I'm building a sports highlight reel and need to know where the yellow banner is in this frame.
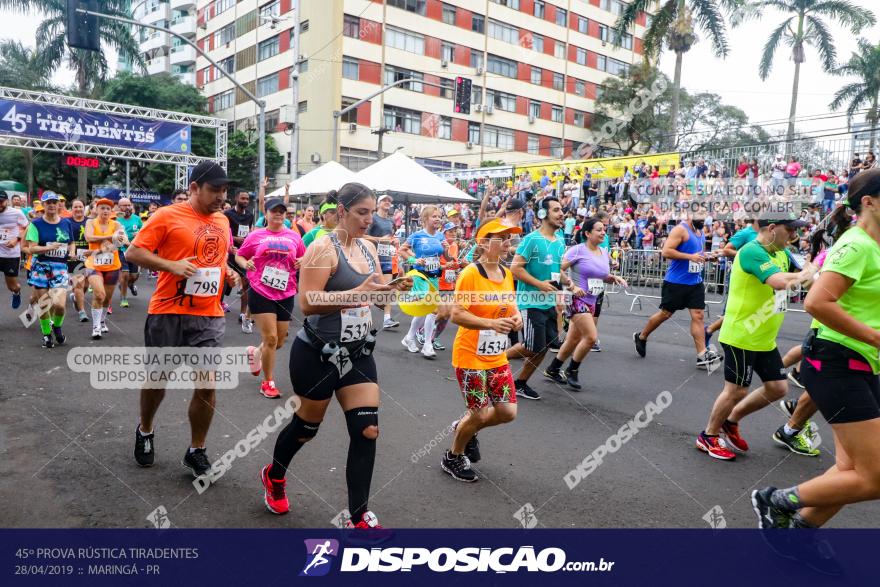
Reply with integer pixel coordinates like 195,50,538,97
515,152,681,182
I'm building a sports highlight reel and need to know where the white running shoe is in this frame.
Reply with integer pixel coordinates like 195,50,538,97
101,322,109,334
421,343,436,359
91,325,102,340
401,336,419,353
242,319,254,334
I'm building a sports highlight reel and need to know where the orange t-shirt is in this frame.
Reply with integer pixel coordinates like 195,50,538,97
439,241,460,291
132,203,231,317
451,263,517,370
85,219,122,272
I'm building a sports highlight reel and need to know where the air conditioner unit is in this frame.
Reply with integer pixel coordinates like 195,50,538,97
476,66,484,75
474,104,483,112
279,105,296,124
486,104,494,115
348,123,357,133
465,141,474,149
310,153,321,164
440,59,448,68
601,40,607,46
528,114,536,124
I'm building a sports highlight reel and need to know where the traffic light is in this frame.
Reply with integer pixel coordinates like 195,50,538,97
454,77,472,115
66,0,101,52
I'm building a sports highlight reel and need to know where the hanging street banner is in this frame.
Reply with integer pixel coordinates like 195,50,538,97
0,98,191,154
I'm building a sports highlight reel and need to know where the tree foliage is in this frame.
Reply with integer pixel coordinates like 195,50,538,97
226,131,284,195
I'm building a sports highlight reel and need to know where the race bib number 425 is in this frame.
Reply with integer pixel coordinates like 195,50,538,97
185,267,221,297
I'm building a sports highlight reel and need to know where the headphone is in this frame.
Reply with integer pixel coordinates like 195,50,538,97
537,197,558,220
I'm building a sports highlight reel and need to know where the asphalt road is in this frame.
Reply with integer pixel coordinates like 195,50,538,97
1,277,878,530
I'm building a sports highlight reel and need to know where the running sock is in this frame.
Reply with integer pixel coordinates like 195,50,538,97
92,308,102,325
269,415,321,480
783,424,801,436
548,357,564,371
770,486,804,512
344,407,378,522
384,311,391,320
423,314,437,346
39,318,52,335
567,359,581,373
407,315,425,340
51,313,64,327
433,317,449,340
791,513,816,529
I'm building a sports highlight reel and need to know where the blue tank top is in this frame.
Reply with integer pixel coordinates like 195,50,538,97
665,223,705,285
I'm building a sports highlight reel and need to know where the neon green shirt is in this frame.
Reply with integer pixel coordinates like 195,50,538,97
302,225,328,248
815,227,880,373
718,240,790,352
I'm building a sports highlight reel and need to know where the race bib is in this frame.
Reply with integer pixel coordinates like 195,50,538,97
93,252,114,266
476,329,508,356
444,269,457,284
773,289,789,314
45,242,67,258
0,227,13,243
551,272,560,283
688,261,703,273
588,278,605,296
260,265,289,291
424,256,440,272
377,243,395,257
237,225,250,238
184,267,222,297
340,306,372,342
76,248,88,261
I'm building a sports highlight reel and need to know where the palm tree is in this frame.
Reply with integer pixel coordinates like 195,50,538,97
613,0,743,149
829,39,880,151
0,0,144,97
746,1,874,149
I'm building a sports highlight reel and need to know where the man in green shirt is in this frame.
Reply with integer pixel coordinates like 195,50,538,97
116,197,143,308
704,219,760,344
697,218,815,461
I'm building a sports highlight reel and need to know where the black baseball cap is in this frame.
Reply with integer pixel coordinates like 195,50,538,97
505,198,525,212
264,197,287,212
758,217,809,229
847,168,880,207
189,161,230,187
0,190,8,200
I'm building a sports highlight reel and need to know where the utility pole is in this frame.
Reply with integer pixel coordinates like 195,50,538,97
289,0,301,180
371,127,391,160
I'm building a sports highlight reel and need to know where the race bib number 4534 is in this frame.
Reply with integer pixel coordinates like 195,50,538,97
476,329,508,356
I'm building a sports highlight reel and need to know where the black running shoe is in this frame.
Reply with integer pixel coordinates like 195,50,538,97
515,381,541,400
543,367,566,384
52,326,65,346
779,398,798,419
441,450,477,482
548,341,561,353
41,334,54,349
565,370,582,390
751,487,793,529
464,434,481,463
182,448,211,478
134,426,155,467
130,283,138,297
633,332,647,357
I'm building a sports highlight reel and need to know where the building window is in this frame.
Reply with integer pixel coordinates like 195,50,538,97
471,85,483,104
577,16,588,34
385,26,425,54
438,116,452,140
533,0,544,18
219,55,235,74
596,54,607,71
385,65,424,91
216,0,234,15
527,135,539,154
553,72,564,90
487,54,517,78
259,0,280,21
442,3,456,25
621,33,633,50
468,122,480,143
257,73,279,97
343,15,359,38
601,0,625,16
491,0,520,8
215,90,234,111
483,125,514,150
607,57,629,76
532,34,543,53
486,89,516,112
384,105,421,134
551,105,563,122
554,40,565,59
441,42,455,62
530,66,542,85
575,79,585,96
440,78,454,99
266,108,280,131
550,138,563,158
387,0,426,15
217,23,235,45
471,14,484,33
529,100,540,118
573,111,585,127
257,35,280,61
555,7,566,27
598,24,608,42
470,51,484,70
596,85,605,100
342,57,359,80
301,20,309,33
488,19,518,45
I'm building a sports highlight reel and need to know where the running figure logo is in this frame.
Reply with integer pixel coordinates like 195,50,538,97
299,539,340,577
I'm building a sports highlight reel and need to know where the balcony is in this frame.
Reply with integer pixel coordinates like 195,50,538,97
146,55,170,75
169,45,196,65
174,71,195,86
139,31,169,53
170,0,195,10
142,2,170,24
169,15,196,37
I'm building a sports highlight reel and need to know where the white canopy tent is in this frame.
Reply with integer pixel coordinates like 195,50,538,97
265,160,358,201
354,152,478,204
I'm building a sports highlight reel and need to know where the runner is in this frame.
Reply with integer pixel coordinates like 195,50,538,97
235,194,305,399
260,182,411,528
364,193,399,329
633,212,723,369
22,192,74,348
697,217,814,460
752,170,880,569
125,161,238,478
399,205,448,359
116,197,143,309
225,188,256,333
302,199,339,248
172,189,188,204
84,198,126,340
417,222,460,352
544,218,626,390
0,189,29,309
505,197,570,401
66,199,90,322
441,219,523,482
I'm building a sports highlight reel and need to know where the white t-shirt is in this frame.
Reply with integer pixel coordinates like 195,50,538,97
0,207,29,258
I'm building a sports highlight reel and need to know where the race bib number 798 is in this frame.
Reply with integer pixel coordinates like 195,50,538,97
185,267,222,297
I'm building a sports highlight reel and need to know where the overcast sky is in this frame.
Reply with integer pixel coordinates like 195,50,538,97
4,4,879,137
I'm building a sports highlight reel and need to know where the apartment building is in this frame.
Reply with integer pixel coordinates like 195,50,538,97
129,0,199,85
196,0,650,178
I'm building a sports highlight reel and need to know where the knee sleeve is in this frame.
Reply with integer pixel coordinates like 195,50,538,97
345,407,378,440
289,414,321,441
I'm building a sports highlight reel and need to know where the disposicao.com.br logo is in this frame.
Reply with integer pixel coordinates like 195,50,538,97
300,539,340,577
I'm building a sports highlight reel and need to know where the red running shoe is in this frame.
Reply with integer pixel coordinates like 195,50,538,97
260,465,289,514
696,432,736,461
260,381,281,399
247,345,262,376
721,420,749,452
343,511,393,544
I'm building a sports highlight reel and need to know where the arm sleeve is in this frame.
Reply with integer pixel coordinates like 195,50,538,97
515,234,533,261
236,233,257,259
25,223,38,242
131,208,167,251
822,240,866,282
738,244,782,283
454,266,474,312
18,211,29,229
